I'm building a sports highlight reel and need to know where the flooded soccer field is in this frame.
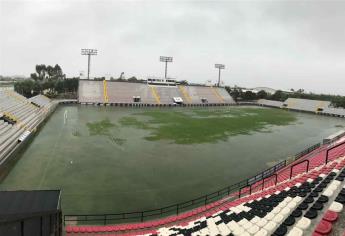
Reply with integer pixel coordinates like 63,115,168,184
0,105,343,215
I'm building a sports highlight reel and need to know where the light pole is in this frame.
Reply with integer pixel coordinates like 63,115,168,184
160,56,173,78
81,49,98,80
215,64,225,87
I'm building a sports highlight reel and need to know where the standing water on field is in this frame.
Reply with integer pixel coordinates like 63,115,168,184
0,105,343,214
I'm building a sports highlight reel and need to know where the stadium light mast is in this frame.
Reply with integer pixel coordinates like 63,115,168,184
81,49,98,80
160,56,173,78
215,64,225,87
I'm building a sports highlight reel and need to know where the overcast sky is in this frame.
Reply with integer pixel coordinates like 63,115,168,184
0,0,344,94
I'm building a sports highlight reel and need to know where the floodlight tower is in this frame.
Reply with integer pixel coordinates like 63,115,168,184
160,56,173,78
215,64,225,87
81,49,98,80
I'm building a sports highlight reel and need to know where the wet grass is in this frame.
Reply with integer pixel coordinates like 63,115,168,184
86,118,117,136
119,107,297,144
86,119,126,146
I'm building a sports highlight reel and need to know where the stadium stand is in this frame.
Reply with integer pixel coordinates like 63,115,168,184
78,80,235,105
180,86,203,104
0,91,55,163
283,98,331,113
106,82,157,104
321,107,345,117
78,80,345,118
29,94,53,108
78,80,104,104
65,138,345,235
216,87,235,104
154,86,182,104
257,99,284,108
192,86,222,104
178,85,193,104
256,98,345,117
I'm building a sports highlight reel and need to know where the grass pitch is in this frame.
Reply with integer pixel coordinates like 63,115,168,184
119,108,296,144
0,106,343,215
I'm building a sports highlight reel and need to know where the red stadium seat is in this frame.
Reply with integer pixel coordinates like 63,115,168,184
314,220,332,235
323,210,338,222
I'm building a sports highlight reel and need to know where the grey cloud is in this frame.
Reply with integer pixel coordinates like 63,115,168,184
0,0,344,95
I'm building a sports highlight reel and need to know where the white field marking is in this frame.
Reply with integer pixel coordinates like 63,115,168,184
64,110,68,124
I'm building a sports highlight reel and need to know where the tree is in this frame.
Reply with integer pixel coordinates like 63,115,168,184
36,64,47,80
46,65,54,78
270,90,288,101
127,76,138,82
54,64,64,79
30,73,38,81
119,72,124,80
32,81,42,95
242,91,256,100
225,87,241,101
14,80,34,97
54,80,64,93
257,90,268,99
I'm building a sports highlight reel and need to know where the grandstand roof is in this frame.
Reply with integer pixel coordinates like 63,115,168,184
0,190,61,220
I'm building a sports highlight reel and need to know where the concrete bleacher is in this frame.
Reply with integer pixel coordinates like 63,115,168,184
78,80,345,116
216,87,235,104
0,91,55,164
255,98,345,118
321,107,345,117
192,86,223,104
257,99,284,108
78,80,235,105
283,98,331,113
29,94,53,108
155,86,182,104
107,81,142,103
65,138,345,236
78,80,105,104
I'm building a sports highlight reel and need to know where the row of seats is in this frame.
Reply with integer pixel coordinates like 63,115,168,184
78,80,235,105
0,91,55,163
257,98,345,117
65,140,345,235
257,99,284,108
29,94,53,108
283,98,331,113
321,107,345,117
152,160,344,236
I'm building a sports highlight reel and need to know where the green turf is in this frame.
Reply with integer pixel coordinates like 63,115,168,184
86,118,117,136
119,107,297,144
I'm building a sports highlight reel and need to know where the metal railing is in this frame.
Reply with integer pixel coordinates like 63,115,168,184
64,142,326,225
289,159,310,179
326,140,345,164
